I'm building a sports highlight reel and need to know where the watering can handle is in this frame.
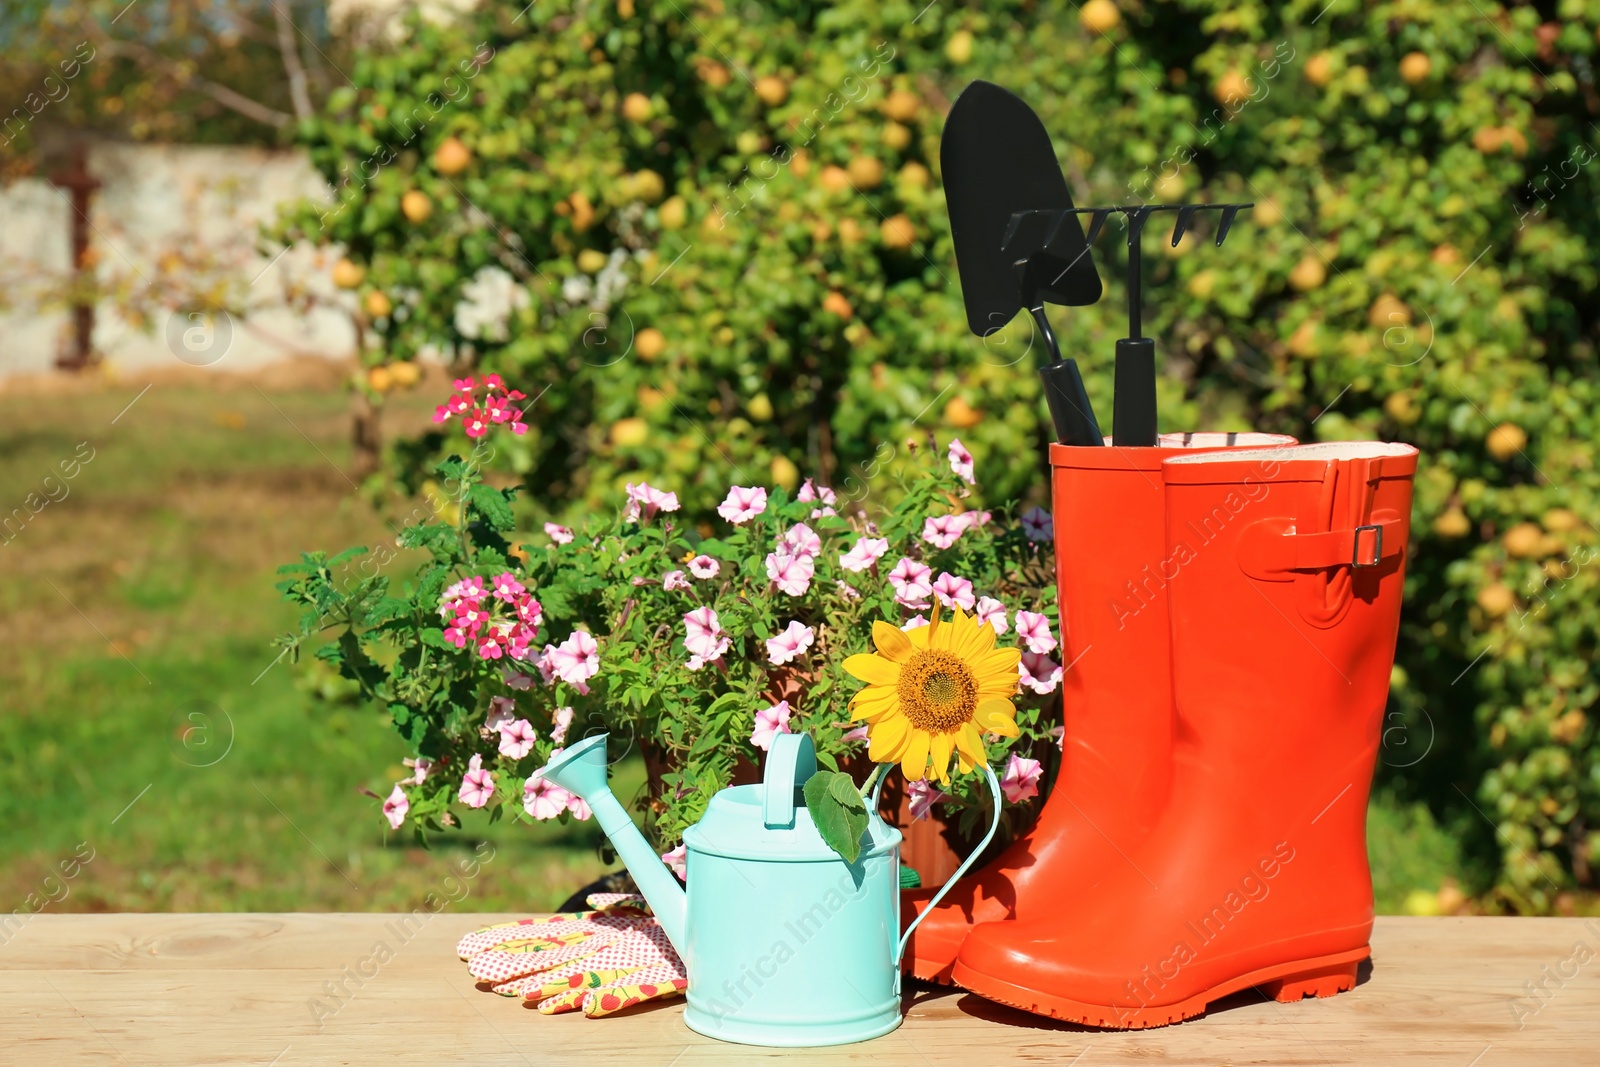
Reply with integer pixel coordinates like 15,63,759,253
885,763,1004,966
762,732,817,828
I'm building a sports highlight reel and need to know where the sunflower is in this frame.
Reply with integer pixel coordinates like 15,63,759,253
842,607,1020,784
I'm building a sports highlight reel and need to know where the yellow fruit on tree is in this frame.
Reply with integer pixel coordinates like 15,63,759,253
401,190,432,223
1431,244,1461,266
1187,269,1216,300
1368,293,1410,329
1542,508,1580,532
1287,320,1319,358
945,396,983,428
1214,70,1251,105
1501,127,1529,157
332,258,365,289
1486,422,1527,460
696,61,732,89
367,365,394,393
946,29,974,64
1253,199,1284,225
1435,883,1466,915
1432,507,1470,539
882,122,911,150
389,361,421,387
847,155,884,188
1153,171,1184,201
898,161,930,189
1399,52,1431,85
770,455,800,491
1384,390,1420,425
755,75,788,106
1476,583,1515,617
819,165,851,193
880,214,915,249
622,92,653,122
822,291,853,319
1305,52,1333,87
1472,127,1505,154
364,290,392,318
659,196,687,230
632,169,666,203
1503,522,1544,558
748,393,774,422
635,327,666,361
1403,889,1442,916
1079,0,1121,33
881,90,920,123
1289,255,1326,291
433,136,472,175
837,218,865,244
610,417,648,447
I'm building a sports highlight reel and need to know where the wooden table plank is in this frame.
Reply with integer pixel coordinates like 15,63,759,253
2,915,1596,1065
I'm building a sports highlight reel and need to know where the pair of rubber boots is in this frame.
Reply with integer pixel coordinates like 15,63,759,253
904,432,1418,1028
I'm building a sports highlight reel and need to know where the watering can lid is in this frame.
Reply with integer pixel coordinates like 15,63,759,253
683,733,901,862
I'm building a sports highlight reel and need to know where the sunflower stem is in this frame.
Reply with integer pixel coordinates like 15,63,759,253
859,761,888,801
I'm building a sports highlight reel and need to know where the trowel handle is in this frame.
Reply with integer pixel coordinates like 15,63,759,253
762,733,818,829
893,763,1003,966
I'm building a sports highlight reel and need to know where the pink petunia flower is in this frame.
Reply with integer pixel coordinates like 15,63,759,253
1001,753,1044,804
383,784,409,829
841,724,869,743
459,753,495,809
522,775,570,820
901,614,929,632
550,706,574,744
402,757,433,785
839,536,889,573
948,438,976,484
682,607,727,659
1019,651,1062,695
662,570,690,592
974,596,1009,636
765,620,816,665
836,580,861,601
623,481,680,523
567,792,592,820
661,843,688,881
781,522,821,560
908,779,947,821
688,554,720,579
498,718,537,759
501,665,534,691
750,699,794,751
544,522,574,544
798,478,838,518
932,572,976,612
484,695,516,737
888,557,933,609
716,485,768,524
1014,611,1058,655
545,631,600,694
923,514,969,550
1021,506,1054,543
765,550,815,596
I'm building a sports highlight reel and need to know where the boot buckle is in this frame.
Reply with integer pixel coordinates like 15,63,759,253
1352,524,1383,568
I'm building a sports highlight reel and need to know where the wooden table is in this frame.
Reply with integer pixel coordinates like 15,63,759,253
3,914,1596,1065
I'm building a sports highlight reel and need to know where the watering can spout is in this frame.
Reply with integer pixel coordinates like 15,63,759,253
536,735,688,952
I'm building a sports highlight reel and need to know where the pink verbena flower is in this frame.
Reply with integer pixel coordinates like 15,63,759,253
750,699,794,751
1019,651,1062,695
544,522,574,544
382,784,409,829
661,843,688,881
662,570,690,592
459,754,495,809
765,550,815,596
765,621,815,666
923,514,968,550
1021,506,1054,542
1001,753,1044,804
888,557,932,609
974,596,1009,636
498,718,537,759
948,438,975,484
545,631,599,693
780,522,821,560
1014,611,1058,655
716,485,768,524
688,554,720,579
932,572,976,612
839,535,889,573
491,572,525,601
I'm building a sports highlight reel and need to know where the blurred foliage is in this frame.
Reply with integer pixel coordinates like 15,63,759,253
274,0,1600,911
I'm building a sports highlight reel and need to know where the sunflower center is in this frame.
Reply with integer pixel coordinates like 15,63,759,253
897,649,977,734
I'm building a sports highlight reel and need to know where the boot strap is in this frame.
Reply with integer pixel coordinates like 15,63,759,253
1238,515,1405,580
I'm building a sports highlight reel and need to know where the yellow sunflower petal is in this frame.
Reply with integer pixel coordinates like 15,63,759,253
843,653,902,687
954,609,996,659
899,729,931,782
955,723,986,771
871,621,915,663
849,686,899,722
906,621,931,649
971,645,1022,676
868,713,910,763
975,697,1020,737
930,731,955,781
925,607,943,648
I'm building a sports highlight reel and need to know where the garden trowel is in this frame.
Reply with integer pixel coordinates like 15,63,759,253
941,80,1104,447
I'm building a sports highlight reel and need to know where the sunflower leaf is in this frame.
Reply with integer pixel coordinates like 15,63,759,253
803,770,869,864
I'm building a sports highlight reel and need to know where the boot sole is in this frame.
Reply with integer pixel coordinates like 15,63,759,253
951,944,1368,1028
908,957,957,985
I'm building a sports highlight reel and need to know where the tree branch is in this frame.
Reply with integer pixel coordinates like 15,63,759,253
272,1,314,122
95,35,292,128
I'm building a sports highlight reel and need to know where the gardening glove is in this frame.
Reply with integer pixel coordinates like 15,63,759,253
457,894,687,1017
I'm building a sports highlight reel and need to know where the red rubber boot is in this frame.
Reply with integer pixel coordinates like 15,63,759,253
952,441,1417,1026
902,432,1295,982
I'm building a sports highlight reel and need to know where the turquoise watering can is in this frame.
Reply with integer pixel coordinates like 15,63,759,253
536,731,1000,1046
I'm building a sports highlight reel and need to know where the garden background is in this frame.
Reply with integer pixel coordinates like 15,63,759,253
2,0,1596,919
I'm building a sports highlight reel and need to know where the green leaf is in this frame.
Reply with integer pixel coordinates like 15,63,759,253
469,483,516,532
803,770,868,865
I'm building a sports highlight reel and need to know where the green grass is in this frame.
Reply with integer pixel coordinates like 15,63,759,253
0,377,1469,914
